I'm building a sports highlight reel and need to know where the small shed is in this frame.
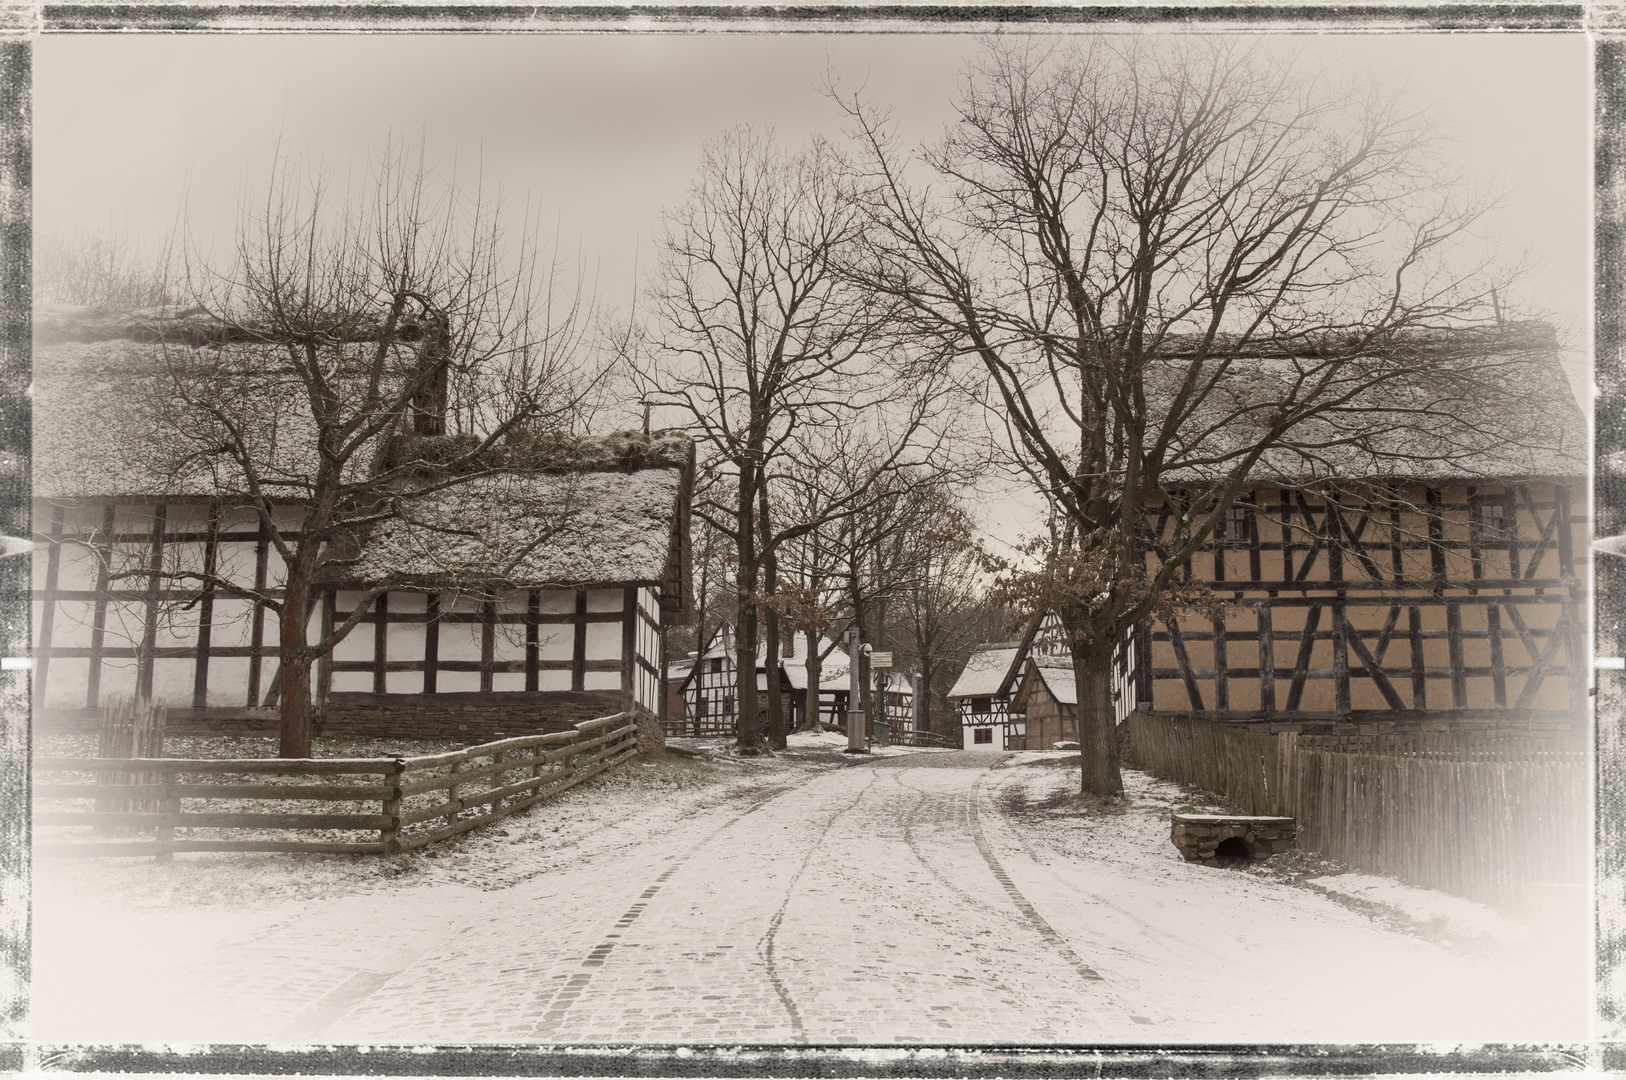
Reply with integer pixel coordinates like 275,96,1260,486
1008,657,1080,749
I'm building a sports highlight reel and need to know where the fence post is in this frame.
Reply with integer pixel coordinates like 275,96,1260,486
380,758,405,853
446,757,464,829
153,769,176,864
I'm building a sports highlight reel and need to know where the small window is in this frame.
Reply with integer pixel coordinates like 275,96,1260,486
1222,505,1250,543
972,696,991,715
1479,500,1514,542
973,728,993,744
695,697,708,718
708,657,723,674
722,696,733,715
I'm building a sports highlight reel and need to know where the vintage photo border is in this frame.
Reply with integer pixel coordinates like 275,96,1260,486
0,6,1614,1076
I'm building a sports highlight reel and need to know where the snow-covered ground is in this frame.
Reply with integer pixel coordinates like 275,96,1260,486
31,738,1590,1046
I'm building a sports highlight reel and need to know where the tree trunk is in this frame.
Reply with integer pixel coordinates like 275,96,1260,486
1073,645,1124,798
763,601,787,750
733,602,766,754
277,567,315,759
759,487,787,750
919,661,934,736
798,636,824,732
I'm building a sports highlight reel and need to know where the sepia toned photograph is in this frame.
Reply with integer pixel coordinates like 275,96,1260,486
19,25,1598,1067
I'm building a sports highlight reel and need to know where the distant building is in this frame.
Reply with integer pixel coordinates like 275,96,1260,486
671,627,911,737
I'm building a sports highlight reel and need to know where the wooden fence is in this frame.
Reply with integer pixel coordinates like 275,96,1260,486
890,728,956,749
1127,711,1587,906
35,712,640,861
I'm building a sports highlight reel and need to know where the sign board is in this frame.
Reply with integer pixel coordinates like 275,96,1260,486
869,651,893,669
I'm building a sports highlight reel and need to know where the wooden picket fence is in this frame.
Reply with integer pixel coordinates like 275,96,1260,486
1127,711,1587,906
1128,711,1284,814
34,712,640,861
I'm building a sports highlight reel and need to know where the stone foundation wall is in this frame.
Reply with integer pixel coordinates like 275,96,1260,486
319,691,622,741
36,690,630,743
1171,814,1297,865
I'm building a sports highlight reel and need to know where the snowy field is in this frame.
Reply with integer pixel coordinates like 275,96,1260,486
32,734,1590,1045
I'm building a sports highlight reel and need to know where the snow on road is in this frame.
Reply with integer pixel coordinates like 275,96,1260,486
32,736,1587,1045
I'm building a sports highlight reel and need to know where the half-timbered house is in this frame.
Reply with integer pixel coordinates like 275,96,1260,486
946,646,1021,751
33,305,693,742
1137,334,1586,733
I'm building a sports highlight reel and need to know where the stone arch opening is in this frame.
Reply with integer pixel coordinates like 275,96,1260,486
1214,836,1253,865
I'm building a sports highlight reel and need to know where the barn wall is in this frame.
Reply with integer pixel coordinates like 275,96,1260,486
1015,674,1077,749
1144,482,1585,727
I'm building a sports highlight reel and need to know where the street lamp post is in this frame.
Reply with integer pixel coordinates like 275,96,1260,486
845,626,867,754
910,669,920,734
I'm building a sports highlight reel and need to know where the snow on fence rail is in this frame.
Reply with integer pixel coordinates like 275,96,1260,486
34,712,640,861
1127,711,1587,905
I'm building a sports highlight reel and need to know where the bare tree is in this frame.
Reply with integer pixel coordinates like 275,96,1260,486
889,501,1002,740
844,39,1551,795
128,143,597,757
634,126,954,755
36,229,176,309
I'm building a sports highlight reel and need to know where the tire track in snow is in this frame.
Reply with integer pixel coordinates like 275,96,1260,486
526,776,807,1039
967,771,1106,984
892,769,1013,920
755,770,881,1043
984,763,1240,973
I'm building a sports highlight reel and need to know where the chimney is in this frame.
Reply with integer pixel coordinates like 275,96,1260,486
407,313,451,436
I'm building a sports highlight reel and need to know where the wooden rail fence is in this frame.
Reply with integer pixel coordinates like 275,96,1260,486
890,728,956,749
1127,711,1587,905
35,712,640,861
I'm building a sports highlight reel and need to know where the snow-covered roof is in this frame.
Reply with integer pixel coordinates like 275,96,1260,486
1156,330,1584,484
336,468,686,590
1011,657,1078,709
947,647,1021,700
35,305,696,604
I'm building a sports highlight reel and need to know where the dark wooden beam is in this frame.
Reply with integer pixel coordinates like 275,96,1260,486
84,504,116,709
135,504,167,701
36,504,63,705
1343,615,1407,710
191,504,219,709
571,588,587,693
1284,604,1322,712
424,592,439,694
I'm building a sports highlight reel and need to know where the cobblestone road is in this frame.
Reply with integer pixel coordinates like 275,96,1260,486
33,748,1580,1045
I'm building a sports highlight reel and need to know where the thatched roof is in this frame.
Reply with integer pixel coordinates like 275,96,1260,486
1154,328,1584,485
33,305,696,604
330,467,688,591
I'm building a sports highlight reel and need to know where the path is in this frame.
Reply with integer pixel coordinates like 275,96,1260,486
31,748,1586,1045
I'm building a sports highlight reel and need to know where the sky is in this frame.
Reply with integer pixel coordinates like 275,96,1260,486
34,32,1592,545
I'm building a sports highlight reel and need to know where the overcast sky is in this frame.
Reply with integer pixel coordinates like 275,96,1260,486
35,32,1592,545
